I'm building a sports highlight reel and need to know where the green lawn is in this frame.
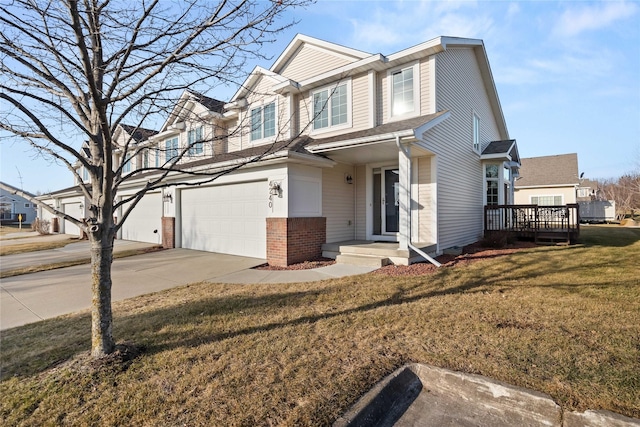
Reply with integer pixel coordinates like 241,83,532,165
1,226,638,425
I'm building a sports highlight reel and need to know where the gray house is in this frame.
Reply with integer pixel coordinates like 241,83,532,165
0,181,38,224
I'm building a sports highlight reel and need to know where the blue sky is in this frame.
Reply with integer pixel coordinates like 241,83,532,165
1,0,638,193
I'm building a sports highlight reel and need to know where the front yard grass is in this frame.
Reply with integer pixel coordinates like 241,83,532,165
1,226,638,425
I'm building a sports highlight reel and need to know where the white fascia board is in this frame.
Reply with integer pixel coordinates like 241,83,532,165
230,66,287,102
385,37,446,63
307,129,414,153
272,79,301,94
159,90,191,132
472,44,509,140
148,128,180,142
413,111,451,138
297,54,387,91
481,153,513,161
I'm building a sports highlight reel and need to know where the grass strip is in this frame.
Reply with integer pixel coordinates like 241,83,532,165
0,239,76,256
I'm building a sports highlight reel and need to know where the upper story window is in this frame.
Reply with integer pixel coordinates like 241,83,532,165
142,149,149,168
155,147,160,167
250,102,276,142
122,154,132,173
82,166,89,181
473,113,480,153
188,126,204,155
389,62,419,119
312,82,349,131
165,136,179,162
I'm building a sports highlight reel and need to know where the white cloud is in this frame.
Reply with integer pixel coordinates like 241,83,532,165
553,1,639,37
346,0,494,52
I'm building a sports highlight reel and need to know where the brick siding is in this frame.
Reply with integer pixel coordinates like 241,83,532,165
266,217,326,266
161,216,175,249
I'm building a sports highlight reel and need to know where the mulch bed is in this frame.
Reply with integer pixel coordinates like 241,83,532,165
374,240,538,276
255,240,538,275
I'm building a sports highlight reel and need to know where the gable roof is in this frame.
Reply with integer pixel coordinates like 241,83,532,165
0,181,36,198
119,124,159,143
270,34,371,76
161,90,226,131
481,140,520,164
515,153,579,188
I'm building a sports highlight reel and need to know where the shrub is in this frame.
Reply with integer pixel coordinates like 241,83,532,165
31,218,51,235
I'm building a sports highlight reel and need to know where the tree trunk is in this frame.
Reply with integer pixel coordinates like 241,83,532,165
90,228,116,357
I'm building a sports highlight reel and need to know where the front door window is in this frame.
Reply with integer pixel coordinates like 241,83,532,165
373,167,399,236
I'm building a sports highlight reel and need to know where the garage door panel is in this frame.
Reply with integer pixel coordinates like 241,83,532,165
121,192,162,244
181,181,267,258
63,203,81,237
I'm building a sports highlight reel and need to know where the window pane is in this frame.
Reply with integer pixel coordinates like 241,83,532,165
473,114,480,151
313,91,329,129
392,68,414,115
250,107,262,141
486,164,499,178
331,84,347,126
486,180,499,205
263,103,275,138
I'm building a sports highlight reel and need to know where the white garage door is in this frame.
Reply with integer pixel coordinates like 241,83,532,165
181,181,267,258
63,202,81,237
120,192,162,244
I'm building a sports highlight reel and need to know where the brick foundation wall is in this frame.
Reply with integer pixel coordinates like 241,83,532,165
266,217,326,266
161,217,175,249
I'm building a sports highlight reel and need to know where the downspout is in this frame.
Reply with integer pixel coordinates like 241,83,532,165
395,136,441,268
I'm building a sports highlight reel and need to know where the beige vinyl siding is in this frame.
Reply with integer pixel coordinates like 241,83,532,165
416,156,435,243
377,57,434,125
354,165,367,239
322,163,356,242
514,186,576,205
425,47,502,250
298,72,370,138
279,44,354,82
227,75,289,152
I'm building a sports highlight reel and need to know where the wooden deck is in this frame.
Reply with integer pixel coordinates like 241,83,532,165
484,204,580,244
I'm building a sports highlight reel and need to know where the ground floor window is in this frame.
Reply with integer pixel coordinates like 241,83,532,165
485,164,499,205
531,195,562,205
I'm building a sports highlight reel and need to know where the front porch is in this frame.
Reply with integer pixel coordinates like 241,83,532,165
484,204,580,244
322,240,438,267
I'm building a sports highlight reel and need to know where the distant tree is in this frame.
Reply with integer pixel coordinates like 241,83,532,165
0,0,311,358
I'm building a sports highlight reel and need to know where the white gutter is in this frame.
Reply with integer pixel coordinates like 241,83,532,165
395,135,441,268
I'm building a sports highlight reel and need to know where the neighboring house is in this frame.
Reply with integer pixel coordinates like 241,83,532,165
38,34,519,266
576,178,601,202
514,153,579,205
576,179,616,222
0,181,38,224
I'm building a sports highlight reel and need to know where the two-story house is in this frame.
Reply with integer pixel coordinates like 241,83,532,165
38,34,519,266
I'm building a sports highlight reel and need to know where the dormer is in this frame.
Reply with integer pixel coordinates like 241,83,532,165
149,90,226,165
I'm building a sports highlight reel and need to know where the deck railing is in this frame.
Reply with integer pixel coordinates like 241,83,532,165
484,204,580,243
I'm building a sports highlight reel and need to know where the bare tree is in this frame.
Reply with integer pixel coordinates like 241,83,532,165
0,0,311,357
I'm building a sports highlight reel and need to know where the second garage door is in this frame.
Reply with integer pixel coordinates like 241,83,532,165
120,192,163,244
181,181,267,259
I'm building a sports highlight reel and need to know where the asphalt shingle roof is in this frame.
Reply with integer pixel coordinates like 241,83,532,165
515,153,579,187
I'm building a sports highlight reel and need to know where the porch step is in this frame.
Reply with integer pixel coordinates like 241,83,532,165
335,253,391,268
322,241,410,258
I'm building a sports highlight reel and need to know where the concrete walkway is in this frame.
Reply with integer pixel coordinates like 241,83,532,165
0,244,375,330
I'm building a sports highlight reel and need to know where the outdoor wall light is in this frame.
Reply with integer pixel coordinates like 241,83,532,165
163,193,173,203
344,174,353,184
268,181,282,198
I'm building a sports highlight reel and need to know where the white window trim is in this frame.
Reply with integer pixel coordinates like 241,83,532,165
309,79,353,135
165,136,179,162
484,163,500,206
387,61,421,121
530,195,564,206
187,125,205,156
248,98,278,144
473,112,481,154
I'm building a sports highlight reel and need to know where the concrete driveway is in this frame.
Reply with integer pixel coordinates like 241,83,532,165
1,248,266,330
